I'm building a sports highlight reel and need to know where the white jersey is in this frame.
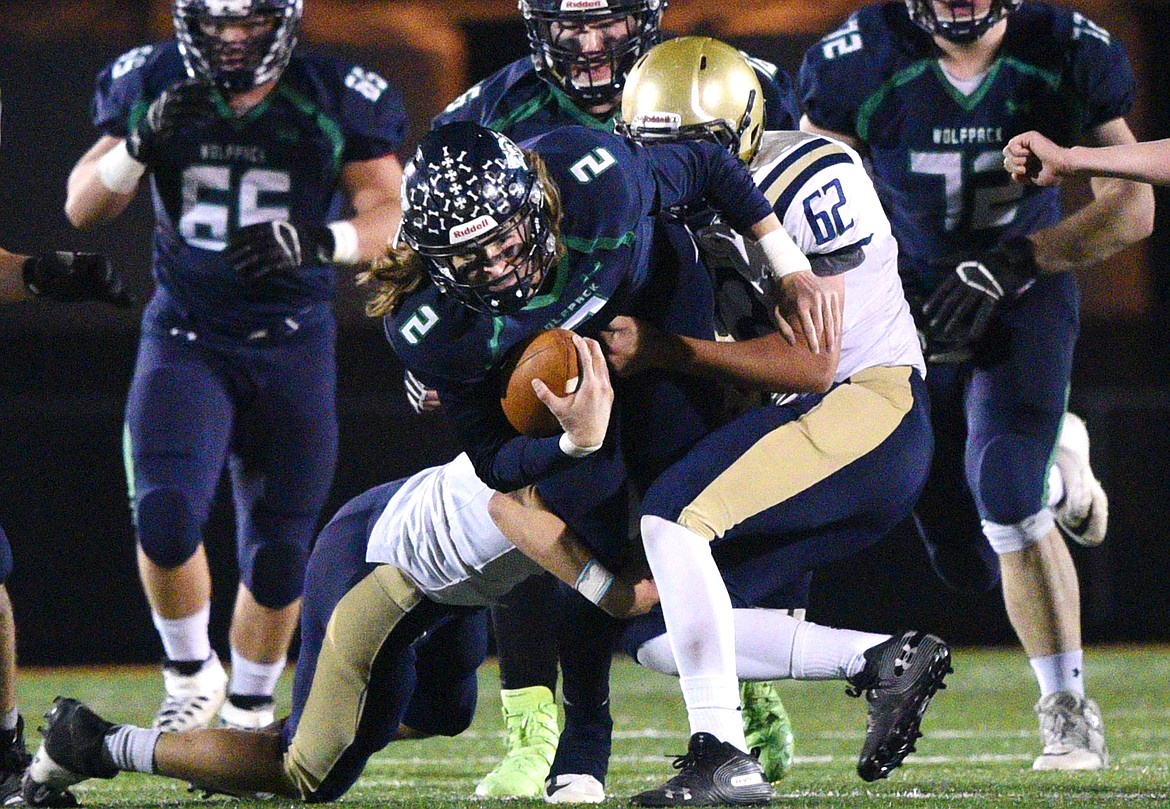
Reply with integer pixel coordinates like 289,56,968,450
365,454,541,606
751,130,924,380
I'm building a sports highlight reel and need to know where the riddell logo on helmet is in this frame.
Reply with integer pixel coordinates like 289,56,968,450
634,112,681,129
450,215,498,244
560,0,609,10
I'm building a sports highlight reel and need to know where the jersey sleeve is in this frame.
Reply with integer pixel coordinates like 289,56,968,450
431,78,493,128
334,62,408,162
1065,13,1135,131
798,11,882,139
741,52,801,131
91,44,168,137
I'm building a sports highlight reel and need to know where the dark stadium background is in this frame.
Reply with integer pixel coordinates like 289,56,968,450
0,0,1167,664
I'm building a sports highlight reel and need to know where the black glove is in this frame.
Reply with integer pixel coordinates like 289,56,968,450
922,236,1038,353
22,252,135,307
225,221,336,281
126,78,216,166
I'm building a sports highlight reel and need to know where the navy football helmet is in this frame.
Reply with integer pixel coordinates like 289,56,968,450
519,0,666,106
397,122,558,315
905,0,1021,44
174,0,302,92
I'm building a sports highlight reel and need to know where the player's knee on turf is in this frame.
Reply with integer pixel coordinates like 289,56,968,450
402,674,478,737
136,487,204,568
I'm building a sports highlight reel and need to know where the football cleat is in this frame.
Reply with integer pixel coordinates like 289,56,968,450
846,630,952,782
0,714,31,806
21,698,118,807
544,773,606,804
474,686,559,798
218,696,276,731
740,681,795,782
630,732,772,807
1032,691,1109,771
1053,412,1108,547
153,653,228,733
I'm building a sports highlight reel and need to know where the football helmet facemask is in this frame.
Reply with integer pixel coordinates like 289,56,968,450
174,0,302,92
905,0,1021,44
519,0,666,107
617,36,764,164
397,122,558,316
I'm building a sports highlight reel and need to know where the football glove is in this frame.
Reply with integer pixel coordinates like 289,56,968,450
922,237,1038,353
22,252,135,307
126,78,216,166
225,221,336,281
403,369,441,413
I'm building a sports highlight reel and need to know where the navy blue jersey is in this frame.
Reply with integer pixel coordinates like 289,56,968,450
434,51,799,142
386,126,771,491
798,2,1134,291
93,42,406,332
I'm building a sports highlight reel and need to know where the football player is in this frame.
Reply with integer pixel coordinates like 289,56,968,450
798,0,1154,769
428,0,805,798
599,37,945,804
20,453,657,806
1005,131,1170,187
0,89,133,805
63,0,404,733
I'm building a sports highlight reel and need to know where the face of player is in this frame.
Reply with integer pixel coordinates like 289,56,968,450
199,13,278,77
450,220,546,295
549,15,637,90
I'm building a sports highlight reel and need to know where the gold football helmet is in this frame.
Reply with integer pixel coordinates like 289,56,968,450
618,36,764,164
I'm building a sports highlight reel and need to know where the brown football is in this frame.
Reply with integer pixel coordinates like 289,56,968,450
500,329,580,437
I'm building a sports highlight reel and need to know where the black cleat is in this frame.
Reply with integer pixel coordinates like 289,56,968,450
630,732,772,807
846,630,952,782
21,699,118,807
0,715,32,806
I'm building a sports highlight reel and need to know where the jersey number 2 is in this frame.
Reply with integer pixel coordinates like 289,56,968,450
178,166,292,251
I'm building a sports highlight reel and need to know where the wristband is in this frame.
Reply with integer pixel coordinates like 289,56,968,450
559,432,603,458
327,221,361,264
757,227,811,280
574,559,615,606
97,141,147,194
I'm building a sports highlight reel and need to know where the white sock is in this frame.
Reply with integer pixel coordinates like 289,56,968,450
230,649,285,699
1046,465,1065,509
152,604,211,663
642,515,745,751
0,707,18,731
1030,650,1085,697
791,621,891,680
104,725,161,774
637,611,888,681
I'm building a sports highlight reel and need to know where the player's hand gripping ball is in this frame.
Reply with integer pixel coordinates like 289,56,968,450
500,329,580,437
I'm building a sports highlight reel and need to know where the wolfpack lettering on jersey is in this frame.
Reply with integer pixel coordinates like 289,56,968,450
93,42,406,333
433,51,800,144
365,454,541,606
752,131,924,379
798,2,1133,291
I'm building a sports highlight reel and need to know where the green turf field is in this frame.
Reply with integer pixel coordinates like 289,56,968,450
17,645,1170,807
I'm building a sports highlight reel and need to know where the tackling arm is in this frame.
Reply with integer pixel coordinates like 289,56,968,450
1027,118,1155,275
338,153,404,263
65,136,140,229
1006,132,1170,187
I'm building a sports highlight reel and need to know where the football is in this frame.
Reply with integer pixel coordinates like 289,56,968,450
500,328,580,437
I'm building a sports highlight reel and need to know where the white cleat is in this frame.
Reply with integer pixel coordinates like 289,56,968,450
1053,412,1108,547
218,699,276,731
153,653,228,732
1032,691,1109,771
544,774,606,804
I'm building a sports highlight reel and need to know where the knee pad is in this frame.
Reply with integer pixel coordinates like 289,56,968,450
982,509,1056,555
241,534,310,609
135,488,203,568
403,672,478,737
972,433,1052,526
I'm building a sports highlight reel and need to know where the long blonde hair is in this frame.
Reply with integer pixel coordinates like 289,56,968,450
359,148,566,318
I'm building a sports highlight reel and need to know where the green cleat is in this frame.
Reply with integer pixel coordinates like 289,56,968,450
741,680,795,782
474,685,560,798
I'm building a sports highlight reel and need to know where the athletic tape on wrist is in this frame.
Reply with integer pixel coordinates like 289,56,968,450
97,141,147,194
559,432,603,458
327,221,360,264
758,227,811,279
575,559,615,606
